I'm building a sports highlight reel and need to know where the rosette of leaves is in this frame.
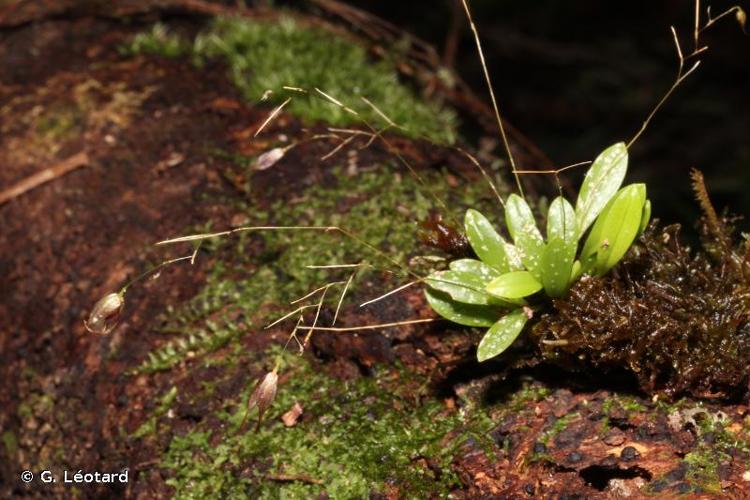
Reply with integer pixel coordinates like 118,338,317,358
425,143,651,361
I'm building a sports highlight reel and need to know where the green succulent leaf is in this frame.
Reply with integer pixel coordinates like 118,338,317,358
541,237,577,298
575,142,628,237
424,288,499,327
639,199,652,236
547,196,578,243
504,242,525,271
477,308,529,362
425,270,495,305
570,259,583,283
486,270,542,299
505,194,544,278
449,259,500,281
581,183,647,276
464,209,511,272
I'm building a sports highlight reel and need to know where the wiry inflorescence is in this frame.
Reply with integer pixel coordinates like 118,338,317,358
534,221,750,399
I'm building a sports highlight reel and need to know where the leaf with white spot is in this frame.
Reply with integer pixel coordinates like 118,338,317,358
581,183,647,276
575,143,628,237
541,237,577,298
477,309,529,361
464,209,511,272
542,197,578,297
486,271,542,299
547,196,577,243
505,194,544,278
425,270,494,305
449,259,500,281
504,242,524,271
424,288,499,327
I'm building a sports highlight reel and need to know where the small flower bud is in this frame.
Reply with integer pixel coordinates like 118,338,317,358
522,306,534,320
84,292,124,335
255,147,286,171
247,370,278,431
737,8,747,33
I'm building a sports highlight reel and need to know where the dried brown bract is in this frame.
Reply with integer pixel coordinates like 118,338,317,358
418,211,470,257
533,221,750,399
281,402,303,427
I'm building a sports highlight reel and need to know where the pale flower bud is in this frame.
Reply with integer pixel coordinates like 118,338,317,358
247,370,278,431
84,292,124,335
254,147,286,171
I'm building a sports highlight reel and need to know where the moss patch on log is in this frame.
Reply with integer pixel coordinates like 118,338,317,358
135,163,509,373
159,349,494,498
123,18,457,143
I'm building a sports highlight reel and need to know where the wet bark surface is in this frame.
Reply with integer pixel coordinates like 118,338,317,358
2,4,750,498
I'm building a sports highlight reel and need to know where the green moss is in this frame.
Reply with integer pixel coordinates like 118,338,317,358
654,407,750,494
683,446,728,494
124,18,457,143
132,386,179,439
2,431,17,457
505,383,550,412
160,349,494,498
137,165,507,374
35,104,81,141
17,402,32,419
601,394,646,417
132,418,157,440
618,396,647,413
131,155,513,492
17,393,54,420
539,412,579,445
123,23,190,58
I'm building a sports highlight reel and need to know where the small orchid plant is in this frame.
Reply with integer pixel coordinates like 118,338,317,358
424,142,651,361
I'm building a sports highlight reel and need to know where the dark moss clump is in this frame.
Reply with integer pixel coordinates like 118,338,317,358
533,221,750,400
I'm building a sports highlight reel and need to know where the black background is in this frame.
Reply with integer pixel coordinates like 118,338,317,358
348,0,750,234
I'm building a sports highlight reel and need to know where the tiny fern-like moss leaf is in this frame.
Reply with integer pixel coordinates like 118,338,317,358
581,183,647,276
424,288,498,327
464,209,510,272
425,270,495,305
547,196,578,243
505,194,544,278
486,270,542,299
449,259,500,281
541,237,577,298
576,142,628,237
477,308,529,361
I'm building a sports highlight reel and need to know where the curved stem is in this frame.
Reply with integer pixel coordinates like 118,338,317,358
119,254,194,294
460,0,524,197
